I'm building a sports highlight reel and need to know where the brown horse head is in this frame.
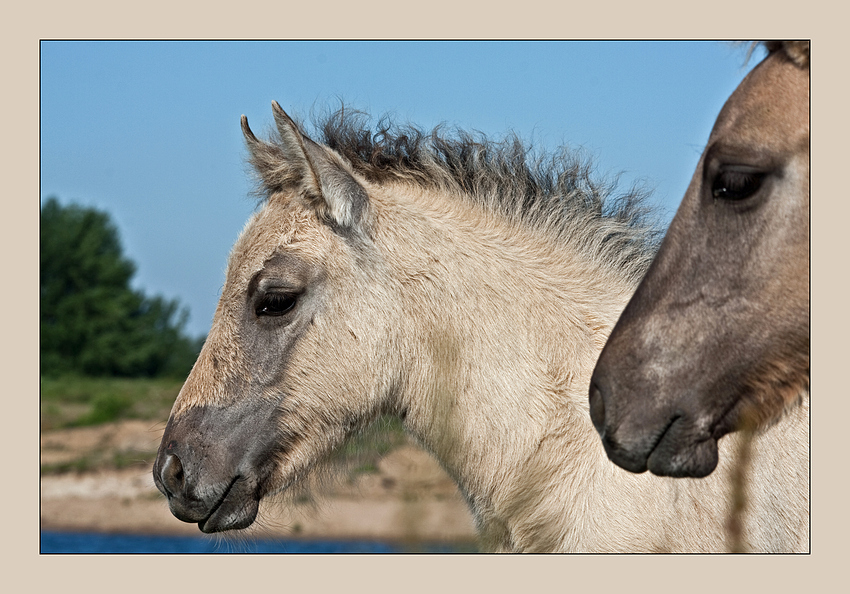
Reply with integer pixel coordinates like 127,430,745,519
589,41,809,478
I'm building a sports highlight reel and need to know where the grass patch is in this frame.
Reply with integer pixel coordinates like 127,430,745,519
40,375,184,430
330,415,408,482
351,462,379,475
334,416,406,462
40,447,159,475
40,455,100,475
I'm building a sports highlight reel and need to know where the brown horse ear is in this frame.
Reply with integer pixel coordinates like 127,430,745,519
241,101,371,238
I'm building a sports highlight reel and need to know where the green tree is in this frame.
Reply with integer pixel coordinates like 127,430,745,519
40,197,203,377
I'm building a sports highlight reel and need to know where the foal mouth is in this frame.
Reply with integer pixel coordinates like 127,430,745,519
198,475,261,533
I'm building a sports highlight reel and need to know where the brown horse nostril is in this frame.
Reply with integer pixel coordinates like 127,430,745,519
160,453,185,496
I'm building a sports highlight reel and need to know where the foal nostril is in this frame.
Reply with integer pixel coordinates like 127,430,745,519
160,453,185,497
588,381,606,433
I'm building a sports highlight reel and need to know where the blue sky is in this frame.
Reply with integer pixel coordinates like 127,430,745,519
40,41,761,338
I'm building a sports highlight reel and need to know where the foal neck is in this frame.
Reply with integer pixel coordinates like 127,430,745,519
376,184,634,546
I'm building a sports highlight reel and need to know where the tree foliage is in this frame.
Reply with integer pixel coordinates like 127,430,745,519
40,198,203,377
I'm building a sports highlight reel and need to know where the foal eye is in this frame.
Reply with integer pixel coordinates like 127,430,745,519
711,169,765,201
255,292,298,317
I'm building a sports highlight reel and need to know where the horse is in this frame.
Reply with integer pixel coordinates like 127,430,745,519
153,101,808,552
589,41,810,481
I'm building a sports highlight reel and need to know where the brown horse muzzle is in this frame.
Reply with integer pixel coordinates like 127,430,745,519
589,365,724,478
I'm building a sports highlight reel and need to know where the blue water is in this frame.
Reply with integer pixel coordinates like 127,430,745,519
40,531,472,554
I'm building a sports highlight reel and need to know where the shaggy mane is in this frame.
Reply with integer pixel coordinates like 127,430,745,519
253,107,662,286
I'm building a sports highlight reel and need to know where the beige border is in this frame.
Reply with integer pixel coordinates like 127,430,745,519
16,2,840,591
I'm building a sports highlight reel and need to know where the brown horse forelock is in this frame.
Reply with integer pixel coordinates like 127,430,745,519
764,40,809,68
741,41,809,74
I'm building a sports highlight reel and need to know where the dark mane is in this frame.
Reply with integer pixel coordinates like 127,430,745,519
742,41,810,69
257,107,662,285
764,40,810,68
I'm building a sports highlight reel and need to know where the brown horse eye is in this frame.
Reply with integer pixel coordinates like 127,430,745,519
256,293,298,317
712,169,765,201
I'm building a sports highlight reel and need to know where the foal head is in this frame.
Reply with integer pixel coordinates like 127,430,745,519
152,98,660,534
152,103,401,532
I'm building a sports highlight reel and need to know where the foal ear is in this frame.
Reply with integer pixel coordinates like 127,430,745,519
241,101,371,238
